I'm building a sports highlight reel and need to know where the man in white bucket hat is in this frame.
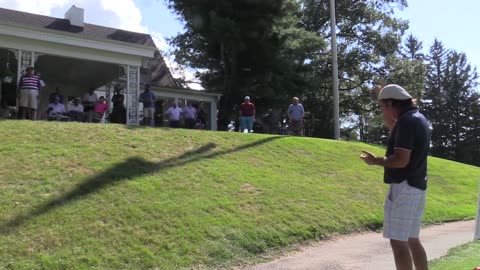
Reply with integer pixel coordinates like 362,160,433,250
361,84,431,270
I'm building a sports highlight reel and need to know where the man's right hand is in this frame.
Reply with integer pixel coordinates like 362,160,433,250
360,150,377,165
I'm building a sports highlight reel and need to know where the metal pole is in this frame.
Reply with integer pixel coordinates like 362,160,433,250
330,0,340,140
475,179,480,240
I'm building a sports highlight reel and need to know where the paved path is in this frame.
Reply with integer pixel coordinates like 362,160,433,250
247,220,475,270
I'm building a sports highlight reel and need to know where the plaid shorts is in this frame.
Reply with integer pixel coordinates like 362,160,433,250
19,89,38,109
383,180,426,241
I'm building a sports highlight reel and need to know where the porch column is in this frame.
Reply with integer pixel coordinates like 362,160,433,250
105,83,112,114
32,52,42,67
210,98,218,131
125,65,140,125
12,50,42,82
14,50,32,84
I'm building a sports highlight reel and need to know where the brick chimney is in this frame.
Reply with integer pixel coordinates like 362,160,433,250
65,5,84,27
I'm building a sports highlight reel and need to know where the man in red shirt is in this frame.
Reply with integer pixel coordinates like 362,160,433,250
239,96,255,132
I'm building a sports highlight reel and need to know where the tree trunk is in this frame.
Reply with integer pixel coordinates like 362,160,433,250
218,42,239,130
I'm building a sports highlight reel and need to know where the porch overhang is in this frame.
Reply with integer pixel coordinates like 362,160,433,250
0,14,159,125
151,86,221,130
152,86,222,101
0,22,156,66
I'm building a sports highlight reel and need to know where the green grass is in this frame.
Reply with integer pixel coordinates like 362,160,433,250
0,120,478,269
430,241,480,269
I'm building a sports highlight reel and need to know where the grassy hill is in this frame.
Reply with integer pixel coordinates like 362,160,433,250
430,241,480,269
0,120,478,269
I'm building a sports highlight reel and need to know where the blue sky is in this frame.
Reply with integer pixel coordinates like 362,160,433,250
137,0,183,39
0,0,478,75
137,0,480,70
398,0,479,69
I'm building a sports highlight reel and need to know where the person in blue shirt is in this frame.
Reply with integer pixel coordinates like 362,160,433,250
138,84,156,126
287,97,305,136
49,87,64,104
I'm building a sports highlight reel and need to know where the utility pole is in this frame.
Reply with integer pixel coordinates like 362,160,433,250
330,0,340,139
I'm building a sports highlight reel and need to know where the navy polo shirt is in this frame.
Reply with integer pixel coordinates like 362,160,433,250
384,108,431,190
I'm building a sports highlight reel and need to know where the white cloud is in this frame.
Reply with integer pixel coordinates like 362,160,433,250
0,0,70,15
149,31,201,89
99,0,145,33
0,0,149,35
149,31,169,51
0,0,202,89
163,55,203,90
0,0,168,55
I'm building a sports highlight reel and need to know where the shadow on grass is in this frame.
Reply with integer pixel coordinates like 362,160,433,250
1,136,283,233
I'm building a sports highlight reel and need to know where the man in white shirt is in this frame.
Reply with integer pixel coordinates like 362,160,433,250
47,95,68,121
166,103,183,128
83,88,98,122
68,98,84,121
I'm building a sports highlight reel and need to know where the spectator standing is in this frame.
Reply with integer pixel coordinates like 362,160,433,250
0,98,10,119
154,99,164,127
287,97,305,136
18,66,41,120
196,102,207,127
183,102,197,129
138,84,155,126
110,86,126,124
166,103,183,128
83,87,98,122
239,96,255,132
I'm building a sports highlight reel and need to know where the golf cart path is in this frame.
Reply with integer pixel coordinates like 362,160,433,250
246,220,475,270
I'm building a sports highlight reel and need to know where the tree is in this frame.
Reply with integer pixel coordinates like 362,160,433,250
166,0,324,130
402,34,424,60
422,39,447,153
457,93,480,165
300,0,409,138
357,35,426,143
424,39,479,163
384,35,426,99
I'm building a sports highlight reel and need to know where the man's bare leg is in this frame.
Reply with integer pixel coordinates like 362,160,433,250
390,239,413,270
30,109,37,120
20,107,27,119
408,238,428,270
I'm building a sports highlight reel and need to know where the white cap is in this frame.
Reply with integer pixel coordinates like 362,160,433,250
245,96,250,100
378,84,412,100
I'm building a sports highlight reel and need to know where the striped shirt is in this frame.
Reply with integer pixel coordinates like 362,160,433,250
18,75,41,91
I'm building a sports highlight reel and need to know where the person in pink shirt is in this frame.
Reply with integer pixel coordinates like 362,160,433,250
93,96,108,122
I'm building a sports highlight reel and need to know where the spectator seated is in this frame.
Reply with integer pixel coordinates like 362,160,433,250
67,98,84,122
46,95,69,121
92,96,108,123
195,119,205,129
